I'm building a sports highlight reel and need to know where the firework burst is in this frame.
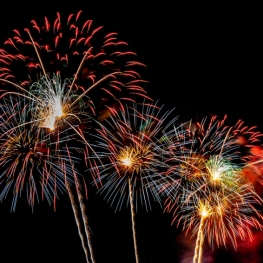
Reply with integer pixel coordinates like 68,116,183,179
30,74,87,129
90,102,179,211
89,101,181,263
0,95,77,211
161,115,263,263
0,10,149,108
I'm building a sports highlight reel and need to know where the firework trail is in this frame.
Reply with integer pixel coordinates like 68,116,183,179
161,115,263,263
89,101,181,263
65,147,96,263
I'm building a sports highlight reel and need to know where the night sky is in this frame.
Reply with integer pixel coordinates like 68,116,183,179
0,2,262,263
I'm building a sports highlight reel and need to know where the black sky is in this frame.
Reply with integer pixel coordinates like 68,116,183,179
0,2,262,263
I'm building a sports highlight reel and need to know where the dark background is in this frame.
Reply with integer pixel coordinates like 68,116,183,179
0,2,262,263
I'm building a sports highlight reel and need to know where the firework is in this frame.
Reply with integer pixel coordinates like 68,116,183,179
90,101,180,210
28,73,93,144
88,101,182,263
0,95,77,211
188,156,262,263
0,10,149,108
161,115,263,263
162,115,262,205
0,94,92,262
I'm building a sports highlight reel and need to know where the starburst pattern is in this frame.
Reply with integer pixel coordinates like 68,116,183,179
90,102,178,211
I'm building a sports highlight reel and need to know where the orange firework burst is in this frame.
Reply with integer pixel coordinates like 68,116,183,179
161,115,263,263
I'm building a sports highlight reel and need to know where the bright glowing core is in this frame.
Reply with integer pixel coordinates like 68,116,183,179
54,97,63,117
200,207,209,218
121,157,132,166
212,171,220,181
